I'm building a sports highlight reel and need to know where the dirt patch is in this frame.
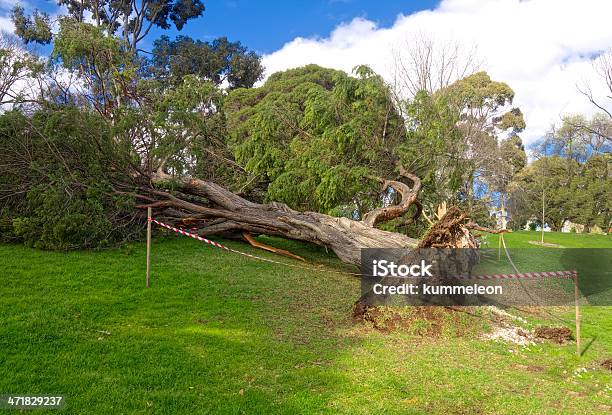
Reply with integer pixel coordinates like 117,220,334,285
353,303,458,336
533,326,573,344
352,299,370,321
483,325,574,346
528,240,564,248
601,359,612,371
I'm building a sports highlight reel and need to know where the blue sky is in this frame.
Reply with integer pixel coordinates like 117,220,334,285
148,0,438,54
1,0,437,53
1,0,610,147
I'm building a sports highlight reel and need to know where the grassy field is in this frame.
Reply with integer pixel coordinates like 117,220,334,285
0,231,611,414
481,230,612,249
479,231,612,306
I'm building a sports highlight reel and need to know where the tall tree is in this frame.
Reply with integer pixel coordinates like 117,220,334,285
150,35,264,89
445,72,525,205
0,33,44,107
12,0,205,52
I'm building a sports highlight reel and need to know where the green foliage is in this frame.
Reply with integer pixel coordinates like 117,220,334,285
12,1,205,50
0,34,45,105
113,75,242,188
226,65,404,212
53,19,122,72
569,154,612,230
150,35,264,89
0,109,139,249
446,72,520,132
509,154,611,231
399,90,466,211
11,5,52,44
51,18,139,117
547,113,611,161
12,183,118,249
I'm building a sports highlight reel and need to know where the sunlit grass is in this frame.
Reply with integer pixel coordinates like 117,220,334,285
481,230,612,249
1,233,610,414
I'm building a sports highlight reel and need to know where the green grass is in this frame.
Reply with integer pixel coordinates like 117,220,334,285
1,233,611,414
480,230,612,249
478,231,612,305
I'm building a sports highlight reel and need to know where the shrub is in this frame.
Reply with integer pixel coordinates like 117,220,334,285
0,108,140,249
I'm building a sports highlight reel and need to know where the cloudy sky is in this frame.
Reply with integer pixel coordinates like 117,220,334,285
2,0,611,145
262,0,612,145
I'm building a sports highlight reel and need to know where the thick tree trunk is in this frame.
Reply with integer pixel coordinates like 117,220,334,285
135,171,422,265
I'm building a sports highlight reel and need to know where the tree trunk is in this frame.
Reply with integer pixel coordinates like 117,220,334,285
135,170,423,265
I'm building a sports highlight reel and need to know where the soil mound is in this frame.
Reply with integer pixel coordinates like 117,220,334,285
533,326,573,344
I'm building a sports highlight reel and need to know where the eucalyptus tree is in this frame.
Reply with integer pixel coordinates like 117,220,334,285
398,69,525,225
12,0,205,52
150,35,264,89
0,33,44,107
443,72,525,207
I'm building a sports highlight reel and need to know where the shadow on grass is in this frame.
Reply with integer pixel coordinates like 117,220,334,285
580,336,597,357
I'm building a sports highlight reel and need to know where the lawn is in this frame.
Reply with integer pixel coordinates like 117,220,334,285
478,231,612,306
0,231,610,414
480,230,612,249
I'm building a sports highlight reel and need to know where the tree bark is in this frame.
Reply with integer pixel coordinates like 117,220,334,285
136,171,421,265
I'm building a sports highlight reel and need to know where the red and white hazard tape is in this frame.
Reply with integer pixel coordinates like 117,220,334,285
149,218,577,280
468,270,576,280
152,219,229,250
149,218,344,272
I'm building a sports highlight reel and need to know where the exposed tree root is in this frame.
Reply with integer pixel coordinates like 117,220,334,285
417,206,478,249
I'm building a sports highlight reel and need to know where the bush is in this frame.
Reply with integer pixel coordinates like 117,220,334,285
0,108,140,249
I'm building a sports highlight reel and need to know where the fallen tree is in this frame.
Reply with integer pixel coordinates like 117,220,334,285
1,107,480,257
1,64,484,257
130,167,478,266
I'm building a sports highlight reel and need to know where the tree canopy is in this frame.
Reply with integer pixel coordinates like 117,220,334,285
509,154,611,231
150,35,264,89
12,0,205,51
225,64,406,214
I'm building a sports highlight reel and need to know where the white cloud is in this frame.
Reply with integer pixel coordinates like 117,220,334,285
0,14,14,34
262,0,612,145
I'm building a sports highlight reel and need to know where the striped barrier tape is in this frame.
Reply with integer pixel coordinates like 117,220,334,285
150,218,350,273
152,219,229,250
468,271,577,280
150,218,577,280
